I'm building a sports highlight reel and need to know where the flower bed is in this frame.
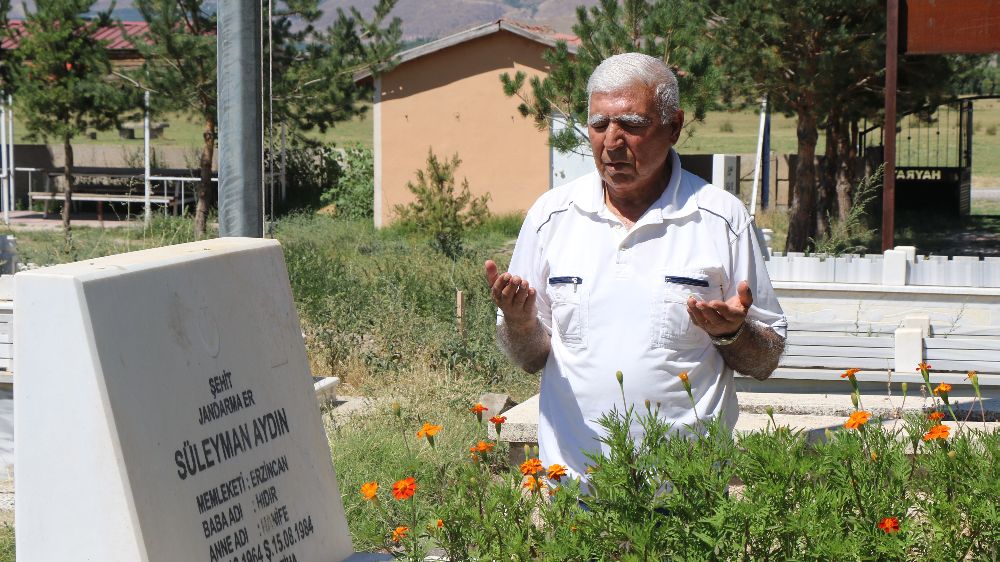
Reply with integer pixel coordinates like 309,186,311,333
353,367,1000,560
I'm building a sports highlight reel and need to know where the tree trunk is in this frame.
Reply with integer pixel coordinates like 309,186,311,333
786,110,818,252
834,118,856,222
195,117,215,236
816,123,838,240
62,136,74,236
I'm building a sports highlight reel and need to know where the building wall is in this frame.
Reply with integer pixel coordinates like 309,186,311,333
376,31,553,226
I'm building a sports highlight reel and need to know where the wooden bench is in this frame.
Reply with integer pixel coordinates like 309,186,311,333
117,121,169,139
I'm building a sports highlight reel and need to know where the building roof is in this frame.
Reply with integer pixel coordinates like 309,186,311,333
356,18,579,81
1,20,151,52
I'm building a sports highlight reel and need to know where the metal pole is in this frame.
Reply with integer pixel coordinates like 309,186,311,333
280,121,287,201
267,0,274,232
7,95,14,215
217,0,263,237
882,0,899,252
143,90,152,226
749,97,768,219
0,98,8,225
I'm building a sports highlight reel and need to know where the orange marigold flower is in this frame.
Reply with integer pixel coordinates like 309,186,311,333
917,362,932,371
360,481,378,501
469,440,495,454
927,412,945,421
436,519,444,528
416,422,443,440
391,477,416,500
391,526,409,542
843,410,871,430
520,457,544,476
678,372,690,384
967,370,978,380
522,475,544,492
470,403,488,422
840,368,862,378
546,464,568,482
489,415,506,425
923,424,950,441
878,517,900,534
932,383,952,396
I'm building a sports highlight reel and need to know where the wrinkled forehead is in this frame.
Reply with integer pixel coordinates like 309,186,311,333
587,85,657,117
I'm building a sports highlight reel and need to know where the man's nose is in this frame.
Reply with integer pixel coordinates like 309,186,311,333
603,124,626,151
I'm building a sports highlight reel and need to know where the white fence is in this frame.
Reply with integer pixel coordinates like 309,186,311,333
767,247,1000,288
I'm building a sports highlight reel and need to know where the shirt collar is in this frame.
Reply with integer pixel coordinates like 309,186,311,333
574,149,700,222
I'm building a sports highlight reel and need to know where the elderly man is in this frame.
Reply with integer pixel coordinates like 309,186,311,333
484,53,787,481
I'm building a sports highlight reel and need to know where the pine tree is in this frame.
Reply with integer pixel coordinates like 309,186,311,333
11,0,134,234
132,0,218,236
134,0,400,236
501,0,721,154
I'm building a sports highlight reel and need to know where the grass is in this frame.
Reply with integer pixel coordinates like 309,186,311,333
9,106,375,150
0,525,12,562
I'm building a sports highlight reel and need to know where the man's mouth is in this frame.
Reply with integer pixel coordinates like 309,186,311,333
604,161,632,170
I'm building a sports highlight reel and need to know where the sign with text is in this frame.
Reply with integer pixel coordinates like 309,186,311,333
15,238,354,561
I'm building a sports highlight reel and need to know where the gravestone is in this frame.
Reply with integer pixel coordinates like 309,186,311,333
15,238,383,561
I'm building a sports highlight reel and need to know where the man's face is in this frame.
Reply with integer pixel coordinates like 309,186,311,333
588,86,683,197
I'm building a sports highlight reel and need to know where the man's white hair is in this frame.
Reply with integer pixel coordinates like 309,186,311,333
586,52,679,124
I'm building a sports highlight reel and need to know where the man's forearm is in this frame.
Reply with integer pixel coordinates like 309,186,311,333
497,318,551,373
716,320,785,381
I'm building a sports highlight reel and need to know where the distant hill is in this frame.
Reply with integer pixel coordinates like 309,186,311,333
284,0,594,41
12,0,594,42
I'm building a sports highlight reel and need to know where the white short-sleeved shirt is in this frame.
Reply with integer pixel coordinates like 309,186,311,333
500,150,786,483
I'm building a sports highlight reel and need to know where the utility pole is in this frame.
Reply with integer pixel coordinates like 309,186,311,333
217,0,263,237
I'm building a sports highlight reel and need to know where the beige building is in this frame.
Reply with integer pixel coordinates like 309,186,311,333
360,20,578,227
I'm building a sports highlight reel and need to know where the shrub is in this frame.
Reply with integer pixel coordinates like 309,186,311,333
345,366,1000,560
811,164,882,255
394,150,490,259
280,140,343,212
719,120,734,133
987,125,997,136
327,145,374,220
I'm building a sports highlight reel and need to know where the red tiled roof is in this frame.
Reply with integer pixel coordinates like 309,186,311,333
1,20,151,51
500,18,581,47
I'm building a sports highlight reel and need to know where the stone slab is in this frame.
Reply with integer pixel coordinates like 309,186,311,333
488,393,538,443
14,238,357,561
477,392,517,417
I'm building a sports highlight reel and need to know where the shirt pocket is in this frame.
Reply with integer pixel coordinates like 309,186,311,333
651,271,720,349
548,276,587,350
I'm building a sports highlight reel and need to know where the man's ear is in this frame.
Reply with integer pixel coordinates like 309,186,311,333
670,109,685,143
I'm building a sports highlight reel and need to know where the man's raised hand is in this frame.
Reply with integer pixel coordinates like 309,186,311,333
485,260,537,329
686,280,753,338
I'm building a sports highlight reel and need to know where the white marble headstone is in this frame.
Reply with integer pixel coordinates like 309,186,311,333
14,238,356,561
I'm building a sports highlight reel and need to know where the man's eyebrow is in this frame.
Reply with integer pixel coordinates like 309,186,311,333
587,113,652,127
588,113,608,126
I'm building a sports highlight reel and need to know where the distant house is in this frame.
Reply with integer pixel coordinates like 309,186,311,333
357,19,579,227
2,20,151,69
